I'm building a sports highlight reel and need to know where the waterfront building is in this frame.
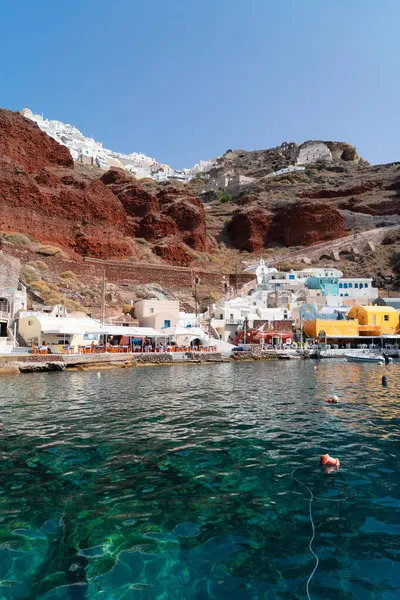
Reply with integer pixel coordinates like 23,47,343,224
347,305,399,336
18,313,102,353
338,277,378,300
211,297,290,342
0,252,27,352
134,299,180,330
303,317,359,340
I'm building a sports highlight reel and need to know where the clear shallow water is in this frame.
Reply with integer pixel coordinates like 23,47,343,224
0,361,399,600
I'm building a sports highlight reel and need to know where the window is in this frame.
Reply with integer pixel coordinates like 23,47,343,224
384,315,389,321
150,308,154,314
344,283,348,289
28,320,33,326
220,314,223,319
359,284,363,289
348,283,352,288
365,283,368,288
339,283,343,288
163,320,171,328
354,283,358,288
340,293,343,297
289,275,295,280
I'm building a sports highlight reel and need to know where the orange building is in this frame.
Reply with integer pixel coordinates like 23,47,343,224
347,306,399,336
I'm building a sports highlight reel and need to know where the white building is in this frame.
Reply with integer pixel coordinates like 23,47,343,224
265,166,306,178
296,142,333,165
20,108,187,182
338,278,378,300
211,295,290,341
18,312,102,353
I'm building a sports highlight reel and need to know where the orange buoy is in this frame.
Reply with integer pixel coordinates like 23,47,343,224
327,395,339,404
320,453,340,467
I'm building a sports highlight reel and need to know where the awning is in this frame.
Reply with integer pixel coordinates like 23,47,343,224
97,326,164,338
161,326,200,338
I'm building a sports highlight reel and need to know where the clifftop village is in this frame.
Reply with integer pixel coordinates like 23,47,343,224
1,249,400,364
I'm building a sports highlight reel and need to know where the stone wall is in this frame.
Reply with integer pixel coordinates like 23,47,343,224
2,242,254,294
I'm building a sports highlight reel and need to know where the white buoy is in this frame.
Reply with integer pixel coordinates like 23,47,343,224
328,395,339,404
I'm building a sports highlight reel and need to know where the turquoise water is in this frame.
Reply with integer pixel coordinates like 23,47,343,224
0,361,399,599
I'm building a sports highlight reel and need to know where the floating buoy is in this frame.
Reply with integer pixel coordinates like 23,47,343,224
327,395,339,404
320,453,340,467
382,375,388,387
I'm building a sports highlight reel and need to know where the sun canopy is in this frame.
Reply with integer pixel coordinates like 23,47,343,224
161,326,200,338
97,326,164,338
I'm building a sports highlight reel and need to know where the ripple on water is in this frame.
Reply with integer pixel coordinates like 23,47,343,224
0,361,398,598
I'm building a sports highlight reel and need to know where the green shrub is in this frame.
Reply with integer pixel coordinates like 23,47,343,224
218,191,232,204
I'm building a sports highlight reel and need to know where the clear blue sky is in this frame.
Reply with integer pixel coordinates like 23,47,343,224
1,0,399,168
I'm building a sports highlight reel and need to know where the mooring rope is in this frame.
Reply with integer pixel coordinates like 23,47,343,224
291,467,319,600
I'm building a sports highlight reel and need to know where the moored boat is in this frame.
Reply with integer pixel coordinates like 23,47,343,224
344,353,386,363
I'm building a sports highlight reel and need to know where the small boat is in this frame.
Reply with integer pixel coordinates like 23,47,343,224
344,353,386,363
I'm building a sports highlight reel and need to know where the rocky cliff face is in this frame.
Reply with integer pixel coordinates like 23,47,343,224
0,111,136,259
1,107,400,275
0,110,208,265
228,202,346,251
100,169,211,261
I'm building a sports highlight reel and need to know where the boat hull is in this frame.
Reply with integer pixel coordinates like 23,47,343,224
344,354,384,363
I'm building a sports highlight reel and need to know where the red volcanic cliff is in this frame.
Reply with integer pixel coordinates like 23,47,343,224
0,109,134,259
0,109,73,172
277,201,346,246
228,202,346,250
0,108,382,271
228,208,273,251
101,169,210,259
0,111,209,266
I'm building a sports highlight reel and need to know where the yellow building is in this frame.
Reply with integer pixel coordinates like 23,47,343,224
303,318,359,340
348,305,399,336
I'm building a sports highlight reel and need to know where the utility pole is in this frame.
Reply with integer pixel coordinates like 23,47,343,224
194,276,200,326
100,268,106,326
235,262,238,296
208,296,212,350
300,312,303,351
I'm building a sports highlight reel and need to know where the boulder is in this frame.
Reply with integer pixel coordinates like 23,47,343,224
228,208,272,251
136,213,178,241
277,201,346,246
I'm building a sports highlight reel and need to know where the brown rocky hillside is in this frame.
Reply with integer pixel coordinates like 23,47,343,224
1,107,400,309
